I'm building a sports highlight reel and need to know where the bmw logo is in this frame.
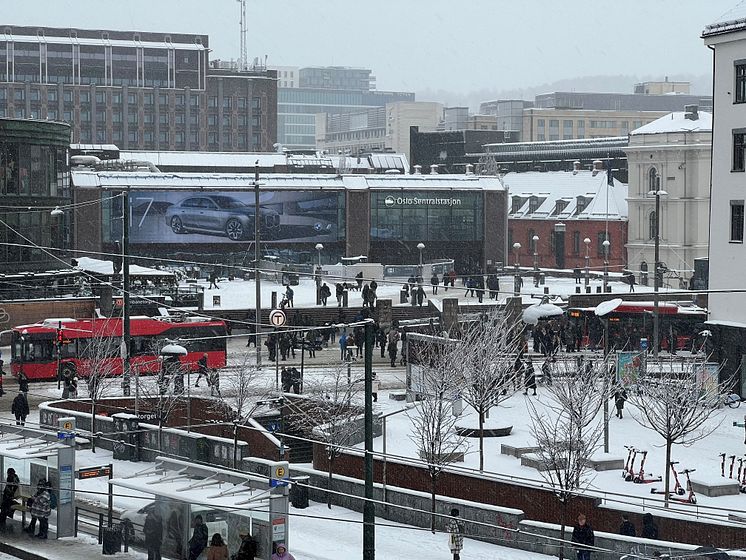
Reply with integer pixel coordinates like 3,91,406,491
384,195,396,207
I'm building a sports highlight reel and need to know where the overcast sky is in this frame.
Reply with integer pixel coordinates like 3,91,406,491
3,0,739,96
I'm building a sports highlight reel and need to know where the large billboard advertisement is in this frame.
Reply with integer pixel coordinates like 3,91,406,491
125,191,344,244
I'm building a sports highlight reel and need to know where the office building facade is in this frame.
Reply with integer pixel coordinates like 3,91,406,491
0,25,277,152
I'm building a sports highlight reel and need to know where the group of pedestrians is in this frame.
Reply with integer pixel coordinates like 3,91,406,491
571,511,660,560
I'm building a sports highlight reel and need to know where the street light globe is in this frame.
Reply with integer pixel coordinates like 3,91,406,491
513,242,521,250
583,238,591,245
417,242,425,250
315,243,324,251
532,235,539,242
50,206,64,217
602,240,610,248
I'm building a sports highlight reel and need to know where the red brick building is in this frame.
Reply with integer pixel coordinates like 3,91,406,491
503,163,628,272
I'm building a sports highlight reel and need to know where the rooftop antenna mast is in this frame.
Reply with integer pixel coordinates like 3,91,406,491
237,0,247,70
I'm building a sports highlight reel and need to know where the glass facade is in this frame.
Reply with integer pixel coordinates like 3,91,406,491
370,191,483,242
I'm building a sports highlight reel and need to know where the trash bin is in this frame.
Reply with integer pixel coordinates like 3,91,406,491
102,526,122,555
290,476,309,509
400,289,408,304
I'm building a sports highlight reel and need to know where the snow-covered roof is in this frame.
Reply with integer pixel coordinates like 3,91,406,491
76,257,175,277
631,111,712,135
71,170,506,192
503,169,627,220
703,2,746,37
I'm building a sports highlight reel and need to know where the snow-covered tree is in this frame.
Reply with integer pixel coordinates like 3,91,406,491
285,364,364,508
217,350,270,468
454,312,523,471
407,337,468,532
526,358,612,560
627,356,730,508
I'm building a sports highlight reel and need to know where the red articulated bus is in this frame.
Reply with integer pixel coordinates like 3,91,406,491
10,316,227,381
567,301,707,352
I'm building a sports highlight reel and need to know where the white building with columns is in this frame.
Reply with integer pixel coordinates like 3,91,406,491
703,8,746,391
624,108,711,288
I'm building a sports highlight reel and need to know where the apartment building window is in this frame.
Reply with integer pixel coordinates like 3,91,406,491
572,231,581,255
238,97,246,109
14,90,25,102
80,91,90,103
159,114,169,125
208,115,217,126
734,130,746,172
128,93,137,104
597,232,611,257
112,92,122,104
64,91,73,103
209,96,218,108
30,90,40,101
95,91,105,104
251,97,261,109
159,93,168,105
563,120,573,139
649,211,658,240
144,112,154,124
143,93,154,105
737,63,746,103
190,95,200,107
175,113,185,124
175,94,185,105
223,97,232,109
731,200,745,242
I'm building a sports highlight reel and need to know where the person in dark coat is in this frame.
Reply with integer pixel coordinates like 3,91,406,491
387,339,398,368
11,392,29,425
523,359,537,396
571,513,595,560
0,468,20,527
236,531,258,560
355,271,364,291
281,367,292,393
613,386,628,418
17,370,29,394
195,353,209,387
26,479,52,539
319,283,331,306
619,514,636,537
143,507,163,560
188,514,209,560
431,273,439,294
641,513,659,539
377,328,387,359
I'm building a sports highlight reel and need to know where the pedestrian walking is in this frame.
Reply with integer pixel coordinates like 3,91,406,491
0,468,20,527
571,513,595,560
574,267,582,284
619,514,636,537
627,273,636,293
290,367,302,394
541,359,554,386
524,359,537,396
447,508,464,560
17,370,29,394
387,339,398,367
143,507,163,560
209,369,221,397
281,367,292,393
11,392,28,426
235,530,258,560
336,283,344,306
285,286,294,307
431,273,439,294
208,272,219,290
195,353,209,387
320,283,331,306
613,386,628,418
416,285,426,306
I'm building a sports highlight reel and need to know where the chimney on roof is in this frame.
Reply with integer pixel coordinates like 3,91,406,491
465,163,474,175
592,160,603,176
430,164,439,175
413,164,422,175
573,161,581,175
684,104,699,121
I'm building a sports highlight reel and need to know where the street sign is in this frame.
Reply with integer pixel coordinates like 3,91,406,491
269,309,287,327
59,417,76,432
77,465,112,479
270,461,290,487
640,338,649,351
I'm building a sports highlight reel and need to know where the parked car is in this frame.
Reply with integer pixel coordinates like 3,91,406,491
165,195,280,241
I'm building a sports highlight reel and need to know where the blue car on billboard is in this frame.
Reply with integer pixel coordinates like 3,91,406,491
165,195,280,241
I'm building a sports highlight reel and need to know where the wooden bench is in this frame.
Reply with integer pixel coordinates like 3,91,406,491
689,477,741,497
501,444,540,458
388,391,407,401
521,453,567,471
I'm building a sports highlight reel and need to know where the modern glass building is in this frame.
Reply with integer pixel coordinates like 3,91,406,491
278,88,414,150
0,117,71,273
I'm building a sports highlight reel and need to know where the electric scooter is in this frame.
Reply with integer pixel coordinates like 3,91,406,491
738,458,744,484
669,468,697,505
740,456,746,494
651,461,686,496
720,452,726,477
633,451,662,484
729,455,736,479
622,446,636,480
625,448,639,482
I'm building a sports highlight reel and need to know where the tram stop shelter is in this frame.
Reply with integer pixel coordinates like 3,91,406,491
111,456,290,560
0,420,82,539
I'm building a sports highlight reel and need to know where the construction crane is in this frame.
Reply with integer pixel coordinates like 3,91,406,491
237,0,247,71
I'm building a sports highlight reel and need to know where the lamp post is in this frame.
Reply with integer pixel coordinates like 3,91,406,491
649,185,668,359
584,237,591,288
532,235,539,271
602,239,610,293
513,242,521,296
417,242,425,277
315,243,324,267
121,191,131,398
253,163,263,369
